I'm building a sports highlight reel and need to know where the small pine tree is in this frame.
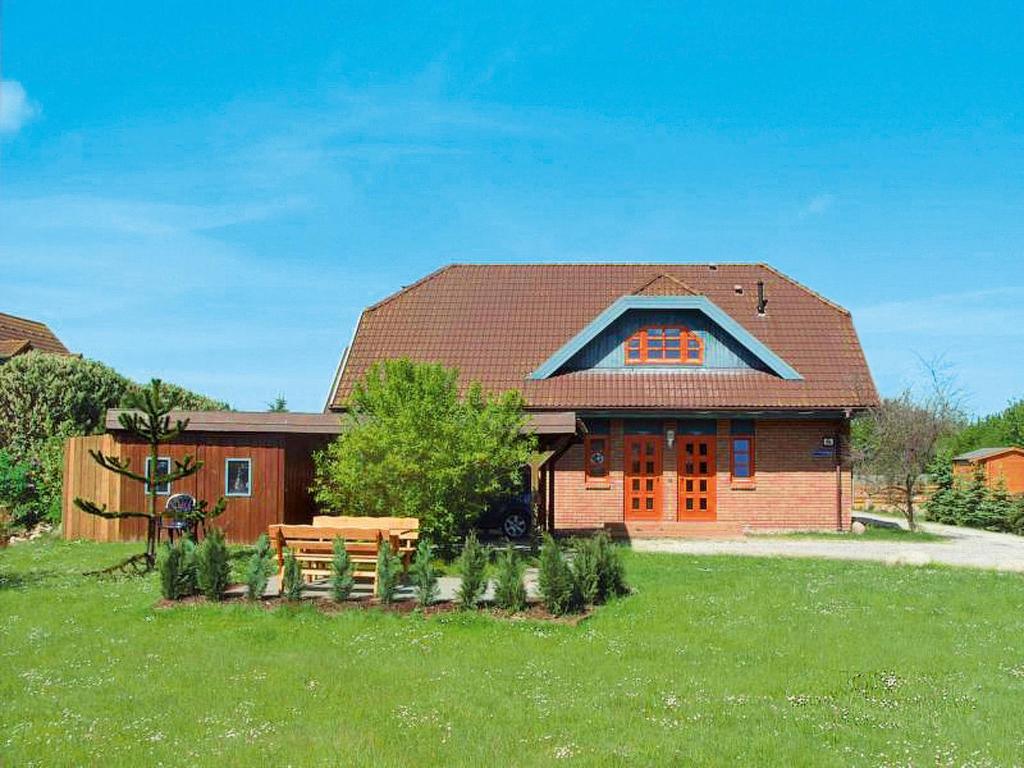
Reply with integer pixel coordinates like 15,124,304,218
456,530,487,610
196,527,231,601
376,541,401,604
923,455,957,524
330,537,355,602
245,533,273,601
980,479,1015,532
410,539,439,607
960,465,992,528
177,537,199,597
493,548,527,612
282,549,303,600
571,538,600,606
1009,494,1024,536
157,541,183,600
537,534,578,615
594,531,628,600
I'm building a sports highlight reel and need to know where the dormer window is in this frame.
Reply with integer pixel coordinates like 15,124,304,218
625,327,704,365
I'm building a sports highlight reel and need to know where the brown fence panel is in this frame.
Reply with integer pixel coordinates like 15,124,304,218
63,434,125,541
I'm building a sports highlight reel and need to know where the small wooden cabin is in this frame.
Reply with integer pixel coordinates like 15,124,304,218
63,411,341,543
63,409,578,544
952,447,1024,495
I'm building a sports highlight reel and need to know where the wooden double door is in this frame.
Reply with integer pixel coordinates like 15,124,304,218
623,434,718,521
677,437,717,521
624,435,662,520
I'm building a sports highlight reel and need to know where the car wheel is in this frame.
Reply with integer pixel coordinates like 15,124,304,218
501,510,530,539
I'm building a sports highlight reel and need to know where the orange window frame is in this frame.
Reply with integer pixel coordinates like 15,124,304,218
624,326,704,365
584,435,611,487
730,435,756,483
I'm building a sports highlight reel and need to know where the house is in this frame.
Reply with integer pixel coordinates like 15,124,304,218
0,311,69,361
328,264,879,536
953,447,1024,495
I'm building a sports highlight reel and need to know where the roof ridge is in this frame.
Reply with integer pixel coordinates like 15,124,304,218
630,272,700,296
364,264,458,312
0,310,51,328
756,263,850,316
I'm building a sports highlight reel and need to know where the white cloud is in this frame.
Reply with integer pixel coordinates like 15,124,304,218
0,80,40,134
799,193,835,218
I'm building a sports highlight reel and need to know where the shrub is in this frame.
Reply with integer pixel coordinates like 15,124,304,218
409,539,439,607
493,548,527,612
311,359,537,557
157,537,200,600
571,538,600,606
1009,495,1024,536
0,450,34,527
330,537,355,602
282,549,303,601
157,542,184,600
456,530,487,610
177,537,199,596
593,531,628,600
537,534,578,615
195,528,231,601
245,533,273,601
376,541,402,604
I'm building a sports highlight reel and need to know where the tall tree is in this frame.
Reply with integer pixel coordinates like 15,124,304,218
312,359,536,556
856,368,962,530
74,379,225,572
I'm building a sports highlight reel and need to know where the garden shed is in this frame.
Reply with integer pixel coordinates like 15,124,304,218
63,411,342,543
952,447,1024,494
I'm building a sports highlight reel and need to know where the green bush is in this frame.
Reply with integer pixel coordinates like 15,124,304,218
926,461,1021,533
538,534,579,615
311,359,536,557
330,537,355,602
195,528,231,601
409,539,439,607
493,548,527,612
456,531,487,610
376,541,401,604
282,549,303,600
245,533,273,601
0,351,228,529
593,531,628,600
157,542,184,600
157,537,199,600
0,450,34,527
571,538,600,606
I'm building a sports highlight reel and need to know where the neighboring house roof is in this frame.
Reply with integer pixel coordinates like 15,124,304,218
106,409,577,436
953,446,1024,462
330,263,879,412
0,311,70,357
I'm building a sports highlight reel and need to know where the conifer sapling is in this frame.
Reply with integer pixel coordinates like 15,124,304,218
456,530,487,610
410,538,439,607
330,537,355,602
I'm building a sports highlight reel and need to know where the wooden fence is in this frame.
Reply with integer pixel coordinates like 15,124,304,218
62,434,132,541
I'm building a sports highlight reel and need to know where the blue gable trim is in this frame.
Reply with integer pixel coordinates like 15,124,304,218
528,296,803,381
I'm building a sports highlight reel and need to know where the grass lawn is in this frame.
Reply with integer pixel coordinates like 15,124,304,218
2,540,1024,766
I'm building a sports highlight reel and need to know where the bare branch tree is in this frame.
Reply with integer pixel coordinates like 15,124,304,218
856,357,964,529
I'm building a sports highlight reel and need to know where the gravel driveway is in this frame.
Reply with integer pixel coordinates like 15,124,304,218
632,516,1024,572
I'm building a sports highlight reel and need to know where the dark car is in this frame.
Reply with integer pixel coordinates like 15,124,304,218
478,467,534,539
478,490,533,539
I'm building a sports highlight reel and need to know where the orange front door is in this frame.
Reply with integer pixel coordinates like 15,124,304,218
624,435,663,520
678,437,717,520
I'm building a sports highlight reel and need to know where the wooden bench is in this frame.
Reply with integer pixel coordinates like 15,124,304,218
312,516,419,566
268,524,397,595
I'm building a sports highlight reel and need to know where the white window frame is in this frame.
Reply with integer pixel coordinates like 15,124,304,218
224,458,252,497
145,456,172,496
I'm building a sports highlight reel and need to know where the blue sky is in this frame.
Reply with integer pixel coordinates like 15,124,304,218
1,2,1022,414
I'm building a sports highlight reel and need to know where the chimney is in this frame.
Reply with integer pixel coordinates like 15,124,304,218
756,280,768,315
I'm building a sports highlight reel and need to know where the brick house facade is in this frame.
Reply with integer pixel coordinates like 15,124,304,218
329,264,877,536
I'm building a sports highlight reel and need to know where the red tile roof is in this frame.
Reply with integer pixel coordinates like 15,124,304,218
0,312,69,357
331,264,879,412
